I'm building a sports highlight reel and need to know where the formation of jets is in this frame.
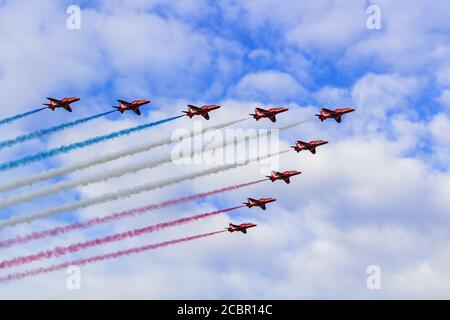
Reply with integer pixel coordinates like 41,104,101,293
39,96,355,237
42,97,355,125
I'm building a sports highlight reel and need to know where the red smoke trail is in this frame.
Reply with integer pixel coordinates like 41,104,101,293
0,179,265,249
0,206,242,270
0,230,226,283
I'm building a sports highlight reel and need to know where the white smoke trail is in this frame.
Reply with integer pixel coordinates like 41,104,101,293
0,150,290,229
0,117,249,193
0,120,307,208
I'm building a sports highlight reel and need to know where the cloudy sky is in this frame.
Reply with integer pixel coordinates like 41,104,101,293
0,0,449,299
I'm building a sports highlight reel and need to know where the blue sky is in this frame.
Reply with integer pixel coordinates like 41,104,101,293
0,0,450,298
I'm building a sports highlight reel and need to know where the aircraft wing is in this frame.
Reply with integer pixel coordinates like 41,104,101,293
322,108,336,114
187,105,203,112
201,113,210,120
261,204,266,210
242,229,247,234
133,108,142,116
63,106,73,112
117,100,132,107
255,107,269,114
47,97,62,103
269,115,276,122
283,177,291,184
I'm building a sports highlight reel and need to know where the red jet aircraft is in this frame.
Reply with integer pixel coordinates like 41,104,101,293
315,108,355,123
113,99,151,116
250,107,289,123
244,198,276,210
44,97,80,112
226,223,257,234
183,105,221,120
267,170,302,184
291,140,328,154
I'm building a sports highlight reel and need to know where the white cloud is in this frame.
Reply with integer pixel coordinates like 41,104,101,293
351,73,420,120
437,89,450,109
313,86,351,106
229,70,307,102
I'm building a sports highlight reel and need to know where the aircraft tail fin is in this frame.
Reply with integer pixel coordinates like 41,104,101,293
182,111,194,118
113,107,125,114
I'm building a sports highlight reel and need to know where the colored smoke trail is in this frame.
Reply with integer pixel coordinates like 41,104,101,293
0,114,185,172
0,206,241,270
0,107,47,127
0,117,248,193
0,119,305,207
0,230,226,283
0,111,116,150
0,150,288,229
0,179,266,249
0,130,269,207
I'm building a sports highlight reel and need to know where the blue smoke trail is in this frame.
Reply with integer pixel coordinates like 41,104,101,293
0,114,185,172
0,110,116,150
0,107,47,127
